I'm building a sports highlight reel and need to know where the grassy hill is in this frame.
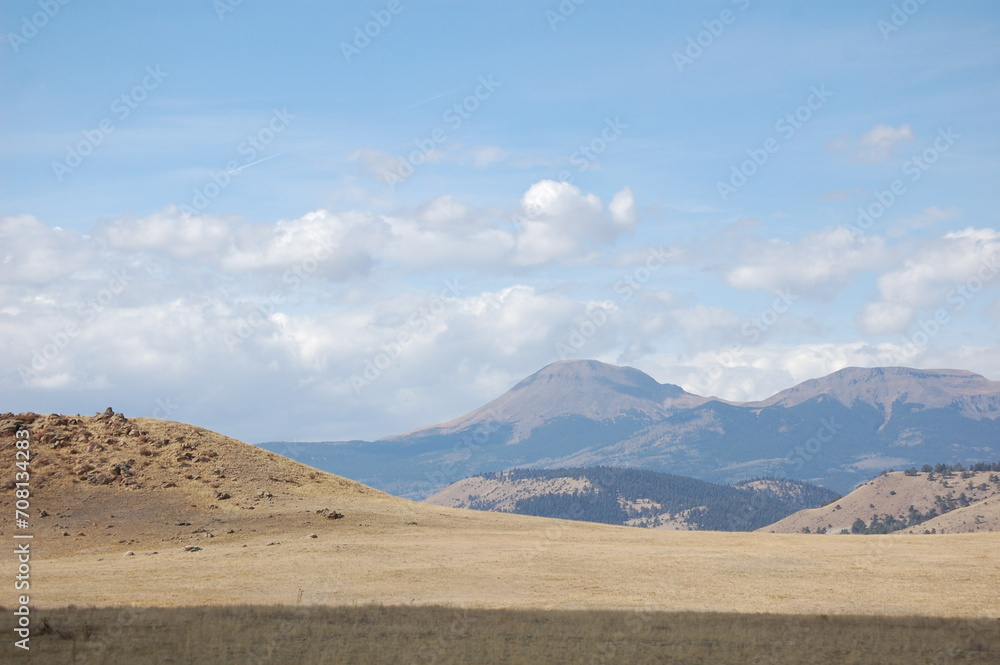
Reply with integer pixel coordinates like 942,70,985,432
425,467,840,531
760,463,1000,534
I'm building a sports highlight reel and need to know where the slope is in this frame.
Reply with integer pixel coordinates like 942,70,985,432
759,468,1000,534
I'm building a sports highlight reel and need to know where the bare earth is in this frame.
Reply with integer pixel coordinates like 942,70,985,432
5,412,1000,618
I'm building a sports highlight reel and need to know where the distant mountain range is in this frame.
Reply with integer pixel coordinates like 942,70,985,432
424,467,841,532
260,360,1000,498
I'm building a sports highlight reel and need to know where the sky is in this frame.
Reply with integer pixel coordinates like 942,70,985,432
2,0,999,444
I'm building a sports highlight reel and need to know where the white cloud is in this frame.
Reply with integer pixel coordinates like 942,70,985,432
724,226,884,295
95,207,232,258
861,227,1000,332
513,181,635,266
609,187,637,229
856,301,915,335
829,123,915,164
888,206,960,237
471,145,508,168
0,215,92,284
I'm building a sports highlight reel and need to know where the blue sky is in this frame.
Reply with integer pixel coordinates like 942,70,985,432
2,0,999,443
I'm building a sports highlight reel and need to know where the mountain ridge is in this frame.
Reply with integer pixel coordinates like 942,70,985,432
260,360,1000,497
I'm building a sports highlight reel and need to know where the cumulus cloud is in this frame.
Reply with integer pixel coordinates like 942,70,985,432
608,187,637,229
0,215,92,284
95,207,232,258
513,180,635,265
858,227,1000,334
723,226,884,295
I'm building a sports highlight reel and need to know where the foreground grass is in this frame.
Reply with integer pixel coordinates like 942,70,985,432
6,604,998,664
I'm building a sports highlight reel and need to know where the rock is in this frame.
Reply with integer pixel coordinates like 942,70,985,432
308,534,318,538
266,541,280,546
327,511,345,520
124,551,135,557
215,491,232,500
182,545,202,553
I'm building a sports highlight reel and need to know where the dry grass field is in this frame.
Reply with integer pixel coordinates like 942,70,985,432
6,605,998,665
4,412,1000,662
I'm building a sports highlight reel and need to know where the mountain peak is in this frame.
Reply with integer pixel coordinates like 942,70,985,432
754,366,1000,418
394,359,705,443
514,359,679,395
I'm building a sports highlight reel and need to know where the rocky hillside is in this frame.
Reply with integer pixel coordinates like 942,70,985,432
759,464,1000,534
425,467,840,531
0,409,399,556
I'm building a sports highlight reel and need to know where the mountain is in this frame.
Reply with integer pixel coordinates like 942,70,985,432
260,360,1000,498
424,467,840,531
759,464,1000,534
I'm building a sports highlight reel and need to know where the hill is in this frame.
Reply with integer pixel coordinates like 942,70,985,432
0,408,404,559
424,467,840,531
759,465,1000,534
260,360,1000,497
3,410,1000,620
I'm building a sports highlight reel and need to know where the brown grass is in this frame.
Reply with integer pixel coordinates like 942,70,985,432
8,605,998,665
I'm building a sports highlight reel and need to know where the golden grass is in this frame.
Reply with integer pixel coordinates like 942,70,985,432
10,605,998,665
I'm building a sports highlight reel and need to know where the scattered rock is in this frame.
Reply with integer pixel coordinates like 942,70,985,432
327,511,345,520
175,522,191,526
308,534,318,538
182,545,202,553
266,541,280,546
123,551,135,557
215,491,232,500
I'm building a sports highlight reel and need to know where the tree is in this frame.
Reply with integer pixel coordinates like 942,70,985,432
851,518,867,534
